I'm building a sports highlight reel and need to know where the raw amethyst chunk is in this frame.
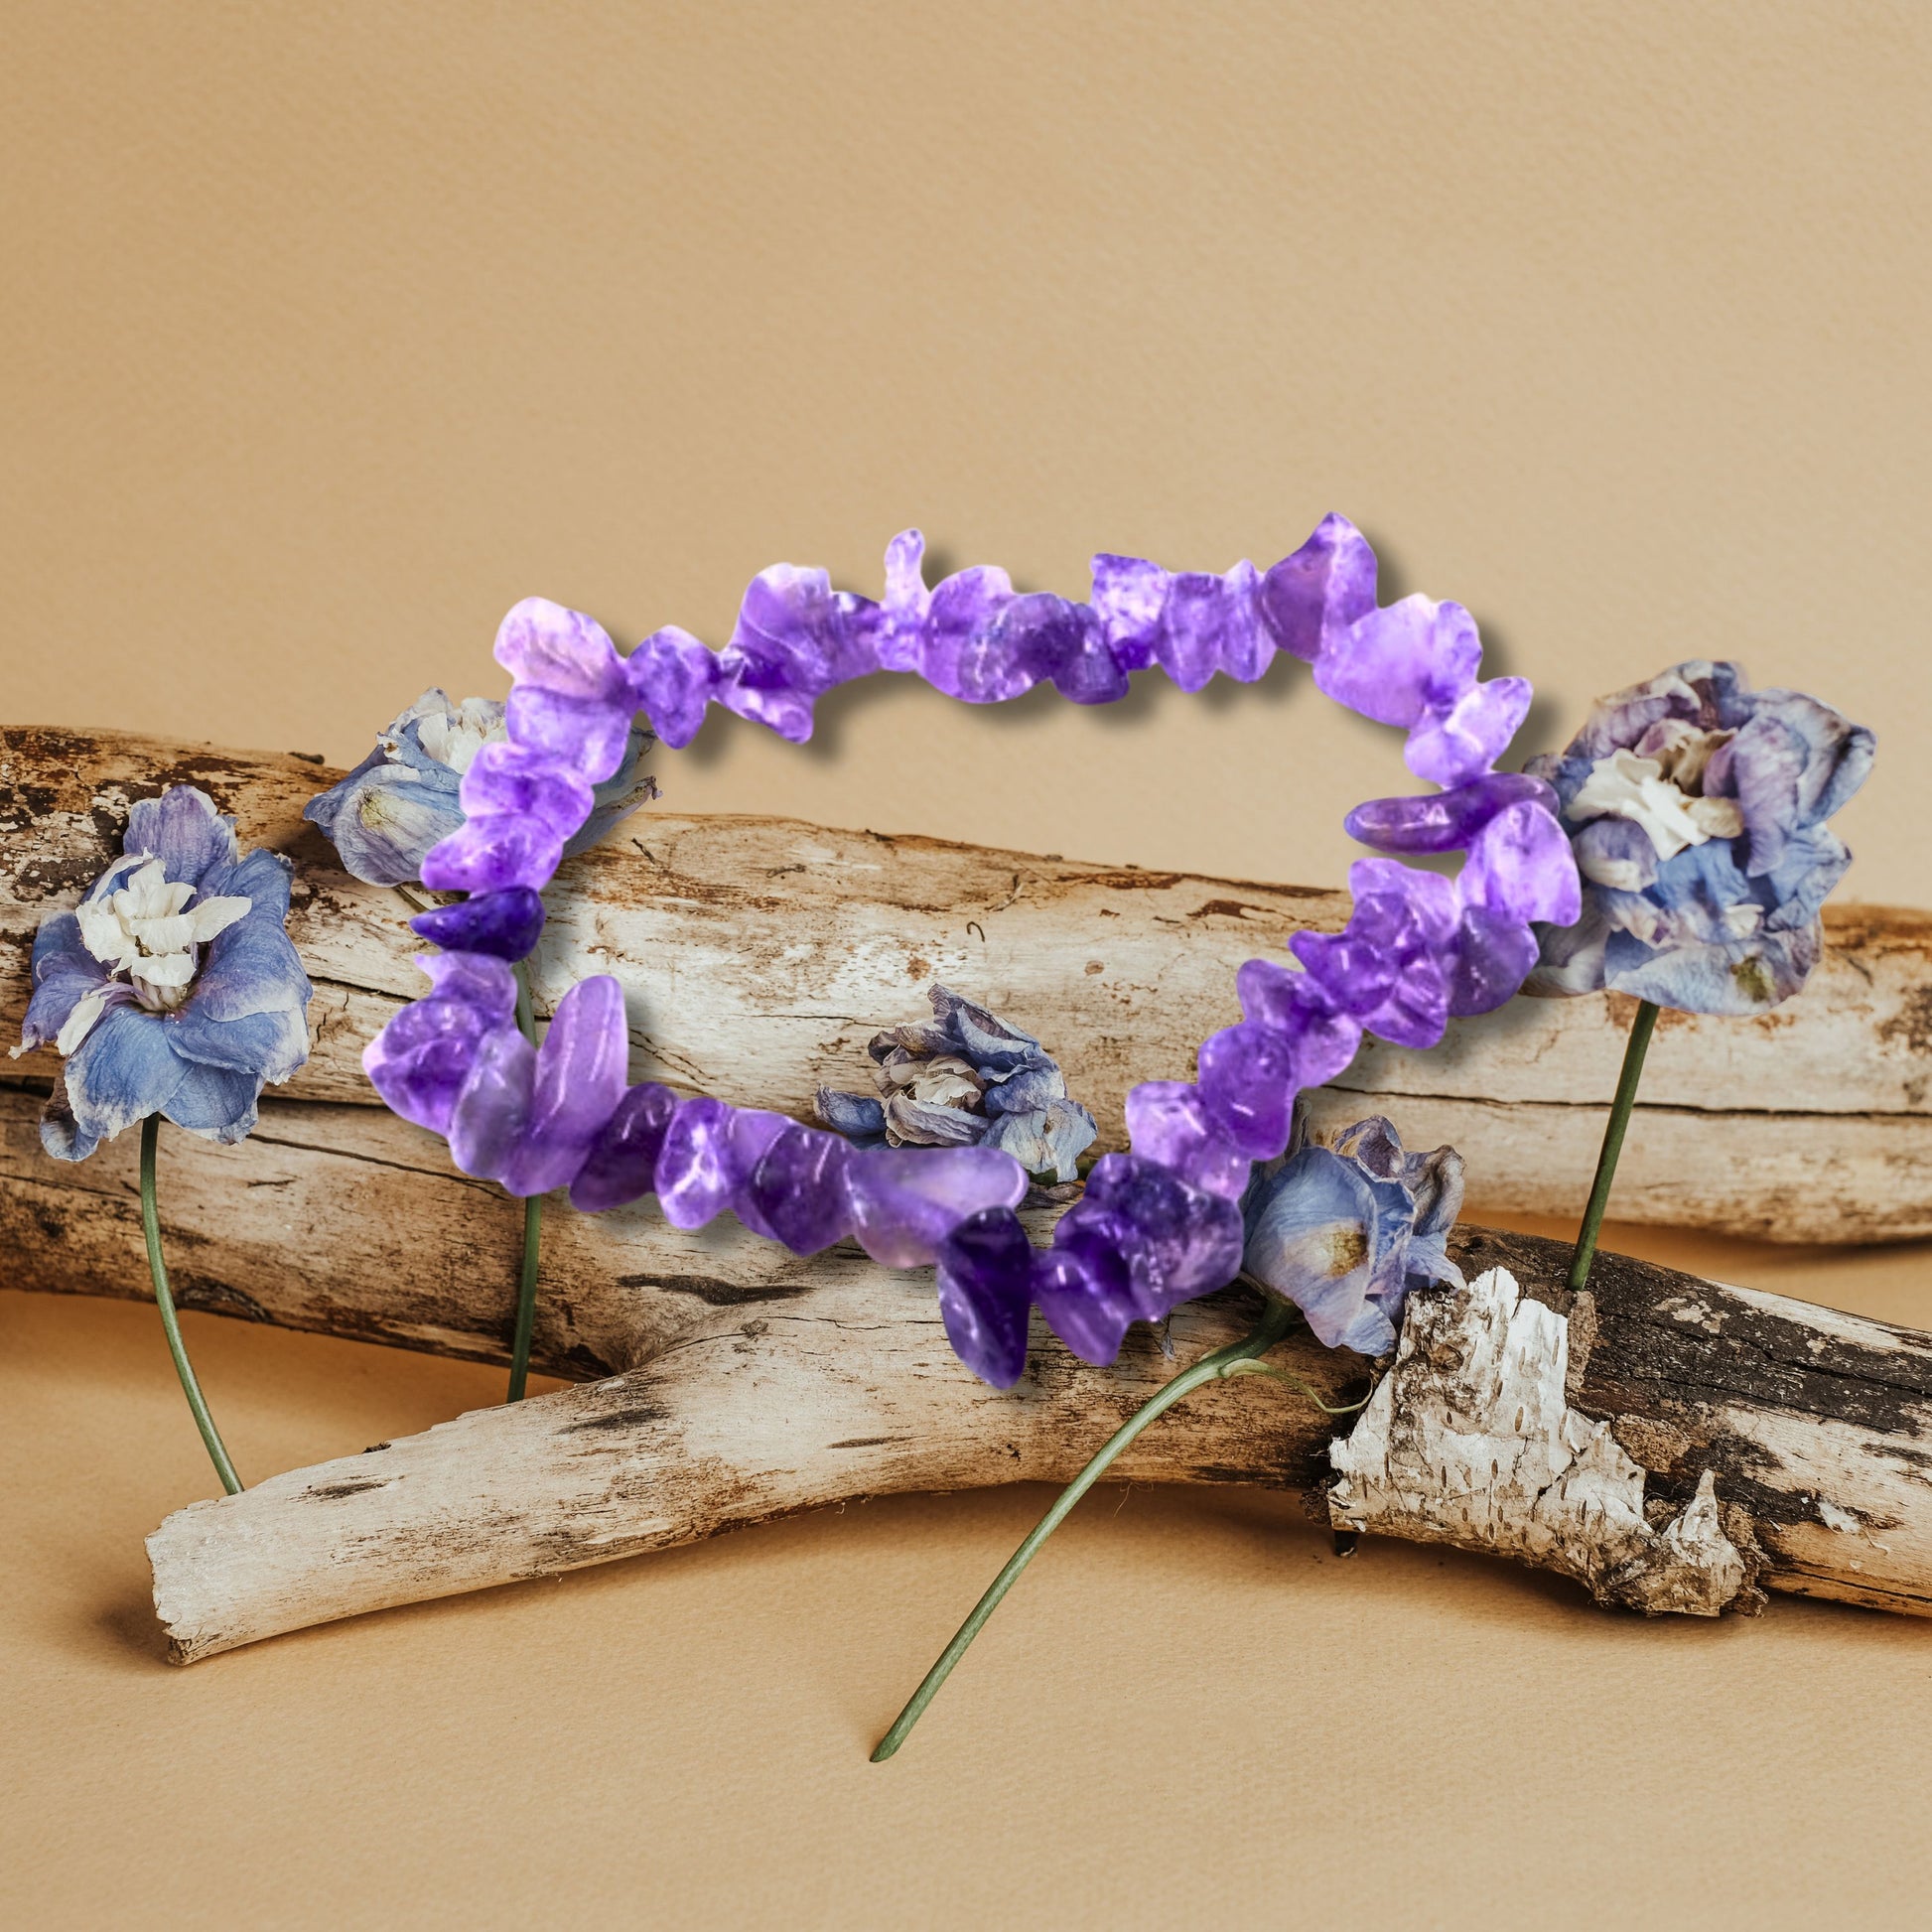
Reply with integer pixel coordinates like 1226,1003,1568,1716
742,1125,855,1255
935,1207,1035,1388
570,1081,679,1212
409,888,546,962
1343,772,1557,854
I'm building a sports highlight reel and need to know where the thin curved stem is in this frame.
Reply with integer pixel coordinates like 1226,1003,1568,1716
505,964,543,1404
139,1114,243,1494
871,1293,1304,1763
1567,998,1660,1293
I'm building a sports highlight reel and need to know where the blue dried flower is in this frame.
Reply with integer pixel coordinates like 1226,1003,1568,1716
305,688,656,886
1526,661,1874,1015
815,984,1097,1183
1240,1114,1463,1354
12,786,313,1160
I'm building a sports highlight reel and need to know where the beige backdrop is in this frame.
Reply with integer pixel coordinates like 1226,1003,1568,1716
3,4,1929,1928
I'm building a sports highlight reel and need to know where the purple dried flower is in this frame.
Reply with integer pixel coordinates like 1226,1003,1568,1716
1241,1114,1464,1354
14,786,312,1160
1526,661,1874,1014
306,684,654,887
815,984,1097,1183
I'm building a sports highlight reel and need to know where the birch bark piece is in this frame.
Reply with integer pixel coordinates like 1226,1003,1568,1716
1327,1267,1747,1615
5,726,1930,1241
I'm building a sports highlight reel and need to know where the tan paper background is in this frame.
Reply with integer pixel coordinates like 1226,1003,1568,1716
3,4,1929,1926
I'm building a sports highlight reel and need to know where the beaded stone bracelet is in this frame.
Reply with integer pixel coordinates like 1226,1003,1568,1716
361,514,1581,1386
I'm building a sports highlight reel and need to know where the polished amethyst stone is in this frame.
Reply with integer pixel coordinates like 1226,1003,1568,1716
844,1144,1029,1268
1196,1023,1298,1161
419,810,565,895
1462,799,1583,926
742,1125,855,1255
569,1080,679,1212
499,975,629,1197
362,949,519,1134
934,1207,1035,1389
1122,1081,1251,1201
625,626,720,751
448,1025,535,1180
1031,1243,1136,1367
1079,1152,1245,1318
409,888,546,963
458,743,596,841
655,1099,787,1231
1445,905,1541,1018
1256,513,1378,662
1344,772,1557,854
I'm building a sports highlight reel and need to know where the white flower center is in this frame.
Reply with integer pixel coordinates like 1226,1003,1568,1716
413,699,509,774
69,857,252,1038
1570,724,1744,871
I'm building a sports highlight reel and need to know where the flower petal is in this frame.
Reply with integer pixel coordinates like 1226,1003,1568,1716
59,1005,189,1150
121,786,238,887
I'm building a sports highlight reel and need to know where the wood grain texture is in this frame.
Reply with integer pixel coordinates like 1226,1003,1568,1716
4,726,1930,1240
143,1223,1932,1661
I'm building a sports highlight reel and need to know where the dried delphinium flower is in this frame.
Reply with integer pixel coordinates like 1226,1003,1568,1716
1519,661,1874,1287
1240,1114,1464,1356
814,984,1098,1185
12,786,313,1491
1526,661,1874,1016
305,687,655,887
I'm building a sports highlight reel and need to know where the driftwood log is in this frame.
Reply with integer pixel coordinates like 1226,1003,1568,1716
130,1206,1932,1661
2,727,1931,1658
4,726,1931,1244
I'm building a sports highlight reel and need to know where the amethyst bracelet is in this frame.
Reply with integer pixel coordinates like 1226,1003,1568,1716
362,514,1580,1385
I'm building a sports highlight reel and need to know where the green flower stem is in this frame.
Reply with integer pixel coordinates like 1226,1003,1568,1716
505,963,543,1404
872,1292,1311,1764
139,1114,243,1495
1567,998,1661,1293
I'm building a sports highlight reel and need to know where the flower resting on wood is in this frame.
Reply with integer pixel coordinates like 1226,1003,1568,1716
814,984,1098,1183
13,785,312,1160
304,688,656,886
1525,660,1874,1015
1240,1113,1463,1355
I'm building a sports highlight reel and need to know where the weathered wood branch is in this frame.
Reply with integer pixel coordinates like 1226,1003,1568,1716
4,725,1931,1242
144,1220,1932,1662
6,728,1931,1657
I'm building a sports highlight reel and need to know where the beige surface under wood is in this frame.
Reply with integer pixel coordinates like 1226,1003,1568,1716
5,726,1931,1240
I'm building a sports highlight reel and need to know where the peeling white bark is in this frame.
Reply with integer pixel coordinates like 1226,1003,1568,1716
1329,1268,1748,1616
